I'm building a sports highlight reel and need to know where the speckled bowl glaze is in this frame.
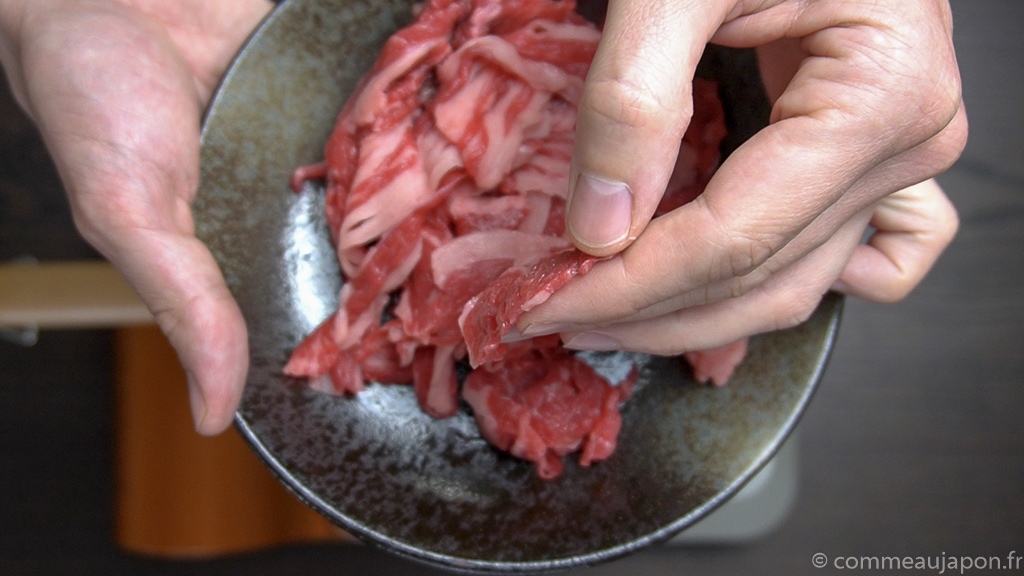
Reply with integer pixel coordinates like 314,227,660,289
195,0,843,572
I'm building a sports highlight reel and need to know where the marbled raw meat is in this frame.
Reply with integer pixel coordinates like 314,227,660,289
285,0,742,478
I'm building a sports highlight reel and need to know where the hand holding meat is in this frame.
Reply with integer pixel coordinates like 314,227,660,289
0,0,272,434
523,0,966,354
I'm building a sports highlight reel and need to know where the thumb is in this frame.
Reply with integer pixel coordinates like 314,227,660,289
566,0,728,255
110,231,249,436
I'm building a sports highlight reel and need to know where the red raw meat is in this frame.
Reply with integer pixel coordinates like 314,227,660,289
285,0,743,478
462,349,638,479
459,249,599,367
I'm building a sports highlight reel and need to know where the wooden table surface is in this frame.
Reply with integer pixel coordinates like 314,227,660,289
1,1,1021,575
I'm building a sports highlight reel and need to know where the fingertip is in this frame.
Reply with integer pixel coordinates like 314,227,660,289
186,353,247,436
568,0,721,256
187,303,248,436
190,344,247,436
158,280,249,436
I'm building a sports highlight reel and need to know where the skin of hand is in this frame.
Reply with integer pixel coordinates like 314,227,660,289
518,0,967,353
0,0,273,434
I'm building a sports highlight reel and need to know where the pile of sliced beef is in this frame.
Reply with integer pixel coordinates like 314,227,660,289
285,0,743,479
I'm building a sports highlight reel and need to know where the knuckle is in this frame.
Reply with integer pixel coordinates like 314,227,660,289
581,75,690,135
890,45,964,152
813,12,965,157
729,265,774,300
928,105,969,173
616,253,671,316
733,235,776,279
700,197,789,283
903,77,965,155
719,226,782,281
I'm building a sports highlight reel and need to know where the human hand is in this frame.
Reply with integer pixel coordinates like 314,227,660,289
0,0,272,433
519,0,966,353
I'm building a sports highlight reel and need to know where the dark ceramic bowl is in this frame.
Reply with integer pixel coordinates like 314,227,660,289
195,0,843,572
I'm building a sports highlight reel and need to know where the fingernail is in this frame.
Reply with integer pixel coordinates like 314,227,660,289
186,371,207,433
567,174,632,249
500,327,525,343
563,331,621,351
521,322,574,338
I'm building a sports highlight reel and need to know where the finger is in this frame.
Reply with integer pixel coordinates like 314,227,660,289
562,206,871,354
108,229,249,435
834,178,958,304
565,0,730,255
524,0,965,334
597,102,966,324
526,109,962,335
523,114,867,337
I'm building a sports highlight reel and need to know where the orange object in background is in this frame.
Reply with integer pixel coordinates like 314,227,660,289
113,325,351,557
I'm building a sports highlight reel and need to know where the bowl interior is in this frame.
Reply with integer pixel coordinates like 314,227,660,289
195,0,842,571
